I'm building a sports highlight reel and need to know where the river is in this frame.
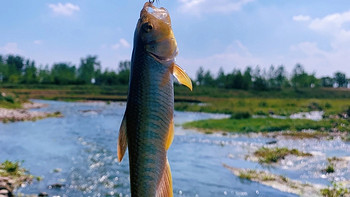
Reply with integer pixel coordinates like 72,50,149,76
1,100,349,196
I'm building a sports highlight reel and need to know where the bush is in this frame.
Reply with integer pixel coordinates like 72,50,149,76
4,95,15,103
230,111,251,119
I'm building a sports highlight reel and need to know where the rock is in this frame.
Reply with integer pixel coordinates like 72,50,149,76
0,177,14,197
266,140,277,145
38,192,49,197
0,188,11,197
48,183,65,189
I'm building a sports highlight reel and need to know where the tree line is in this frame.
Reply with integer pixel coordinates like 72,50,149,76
195,64,349,90
0,54,130,85
0,54,349,90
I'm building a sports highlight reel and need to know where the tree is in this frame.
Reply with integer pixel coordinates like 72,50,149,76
252,66,268,91
118,61,131,85
321,77,334,87
51,63,77,85
38,65,53,84
22,60,38,84
6,55,24,83
78,55,100,84
334,72,347,88
274,65,287,89
216,67,226,88
196,67,205,86
242,67,252,90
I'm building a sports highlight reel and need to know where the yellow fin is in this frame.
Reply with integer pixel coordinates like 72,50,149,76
172,63,193,91
165,120,174,150
117,114,127,162
156,159,173,197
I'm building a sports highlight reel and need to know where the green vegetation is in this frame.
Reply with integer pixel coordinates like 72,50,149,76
176,97,350,117
183,117,350,133
0,54,130,86
324,165,335,174
322,157,342,174
0,92,22,108
0,160,33,180
239,169,274,181
253,147,312,164
320,182,350,197
281,131,328,139
238,170,277,181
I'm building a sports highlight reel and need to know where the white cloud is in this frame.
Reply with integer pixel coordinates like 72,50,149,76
112,39,131,50
288,41,350,76
290,10,350,75
178,0,255,15
0,43,22,54
48,3,80,16
293,15,311,22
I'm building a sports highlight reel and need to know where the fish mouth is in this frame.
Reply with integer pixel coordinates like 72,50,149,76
142,2,171,24
149,47,178,63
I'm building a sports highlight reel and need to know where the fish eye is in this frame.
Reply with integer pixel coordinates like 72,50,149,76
142,23,153,32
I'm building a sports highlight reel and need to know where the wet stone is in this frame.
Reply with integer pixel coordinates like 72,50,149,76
38,192,49,197
48,183,65,189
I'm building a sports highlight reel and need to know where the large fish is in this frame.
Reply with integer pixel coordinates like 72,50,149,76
117,2,192,197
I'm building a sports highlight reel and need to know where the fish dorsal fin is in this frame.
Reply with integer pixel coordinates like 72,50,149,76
172,63,193,91
156,159,173,197
117,114,127,162
165,119,174,150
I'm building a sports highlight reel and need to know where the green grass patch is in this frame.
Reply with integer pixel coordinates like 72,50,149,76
0,93,22,109
175,97,350,117
320,182,350,197
253,147,312,164
281,131,328,139
0,160,30,178
183,117,342,133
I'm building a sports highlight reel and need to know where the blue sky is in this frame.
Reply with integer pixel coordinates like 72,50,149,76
1,0,350,78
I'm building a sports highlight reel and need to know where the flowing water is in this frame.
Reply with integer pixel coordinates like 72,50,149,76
0,100,349,197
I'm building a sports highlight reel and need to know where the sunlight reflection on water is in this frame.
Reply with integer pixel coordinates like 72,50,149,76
1,100,347,196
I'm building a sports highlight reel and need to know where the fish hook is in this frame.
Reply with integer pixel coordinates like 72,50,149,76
149,0,155,3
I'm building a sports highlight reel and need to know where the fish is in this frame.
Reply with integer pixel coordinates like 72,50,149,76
117,2,192,197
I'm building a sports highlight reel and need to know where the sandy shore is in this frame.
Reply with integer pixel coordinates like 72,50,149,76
0,102,61,123
223,164,325,197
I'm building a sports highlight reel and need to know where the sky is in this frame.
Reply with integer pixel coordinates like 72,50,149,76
1,0,350,78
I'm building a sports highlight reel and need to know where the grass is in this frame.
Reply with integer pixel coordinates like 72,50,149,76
0,160,33,179
175,97,350,117
253,147,312,164
324,165,335,174
238,169,276,181
0,92,22,109
322,157,342,174
183,117,349,133
320,182,350,197
3,84,350,111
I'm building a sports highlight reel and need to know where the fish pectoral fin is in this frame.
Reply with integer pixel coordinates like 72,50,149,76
172,63,193,91
117,114,127,162
156,159,173,197
165,119,174,150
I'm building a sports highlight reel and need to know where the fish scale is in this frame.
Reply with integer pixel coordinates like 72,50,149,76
127,52,173,196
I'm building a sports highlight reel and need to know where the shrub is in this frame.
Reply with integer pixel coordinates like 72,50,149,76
230,111,251,119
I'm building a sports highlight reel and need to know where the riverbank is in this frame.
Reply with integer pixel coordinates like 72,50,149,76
224,164,326,197
0,102,62,123
0,161,36,197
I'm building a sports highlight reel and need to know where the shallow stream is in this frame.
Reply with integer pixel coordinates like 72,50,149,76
1,100,349,196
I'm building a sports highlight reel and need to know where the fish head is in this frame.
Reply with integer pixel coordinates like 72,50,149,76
137,2,178,62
